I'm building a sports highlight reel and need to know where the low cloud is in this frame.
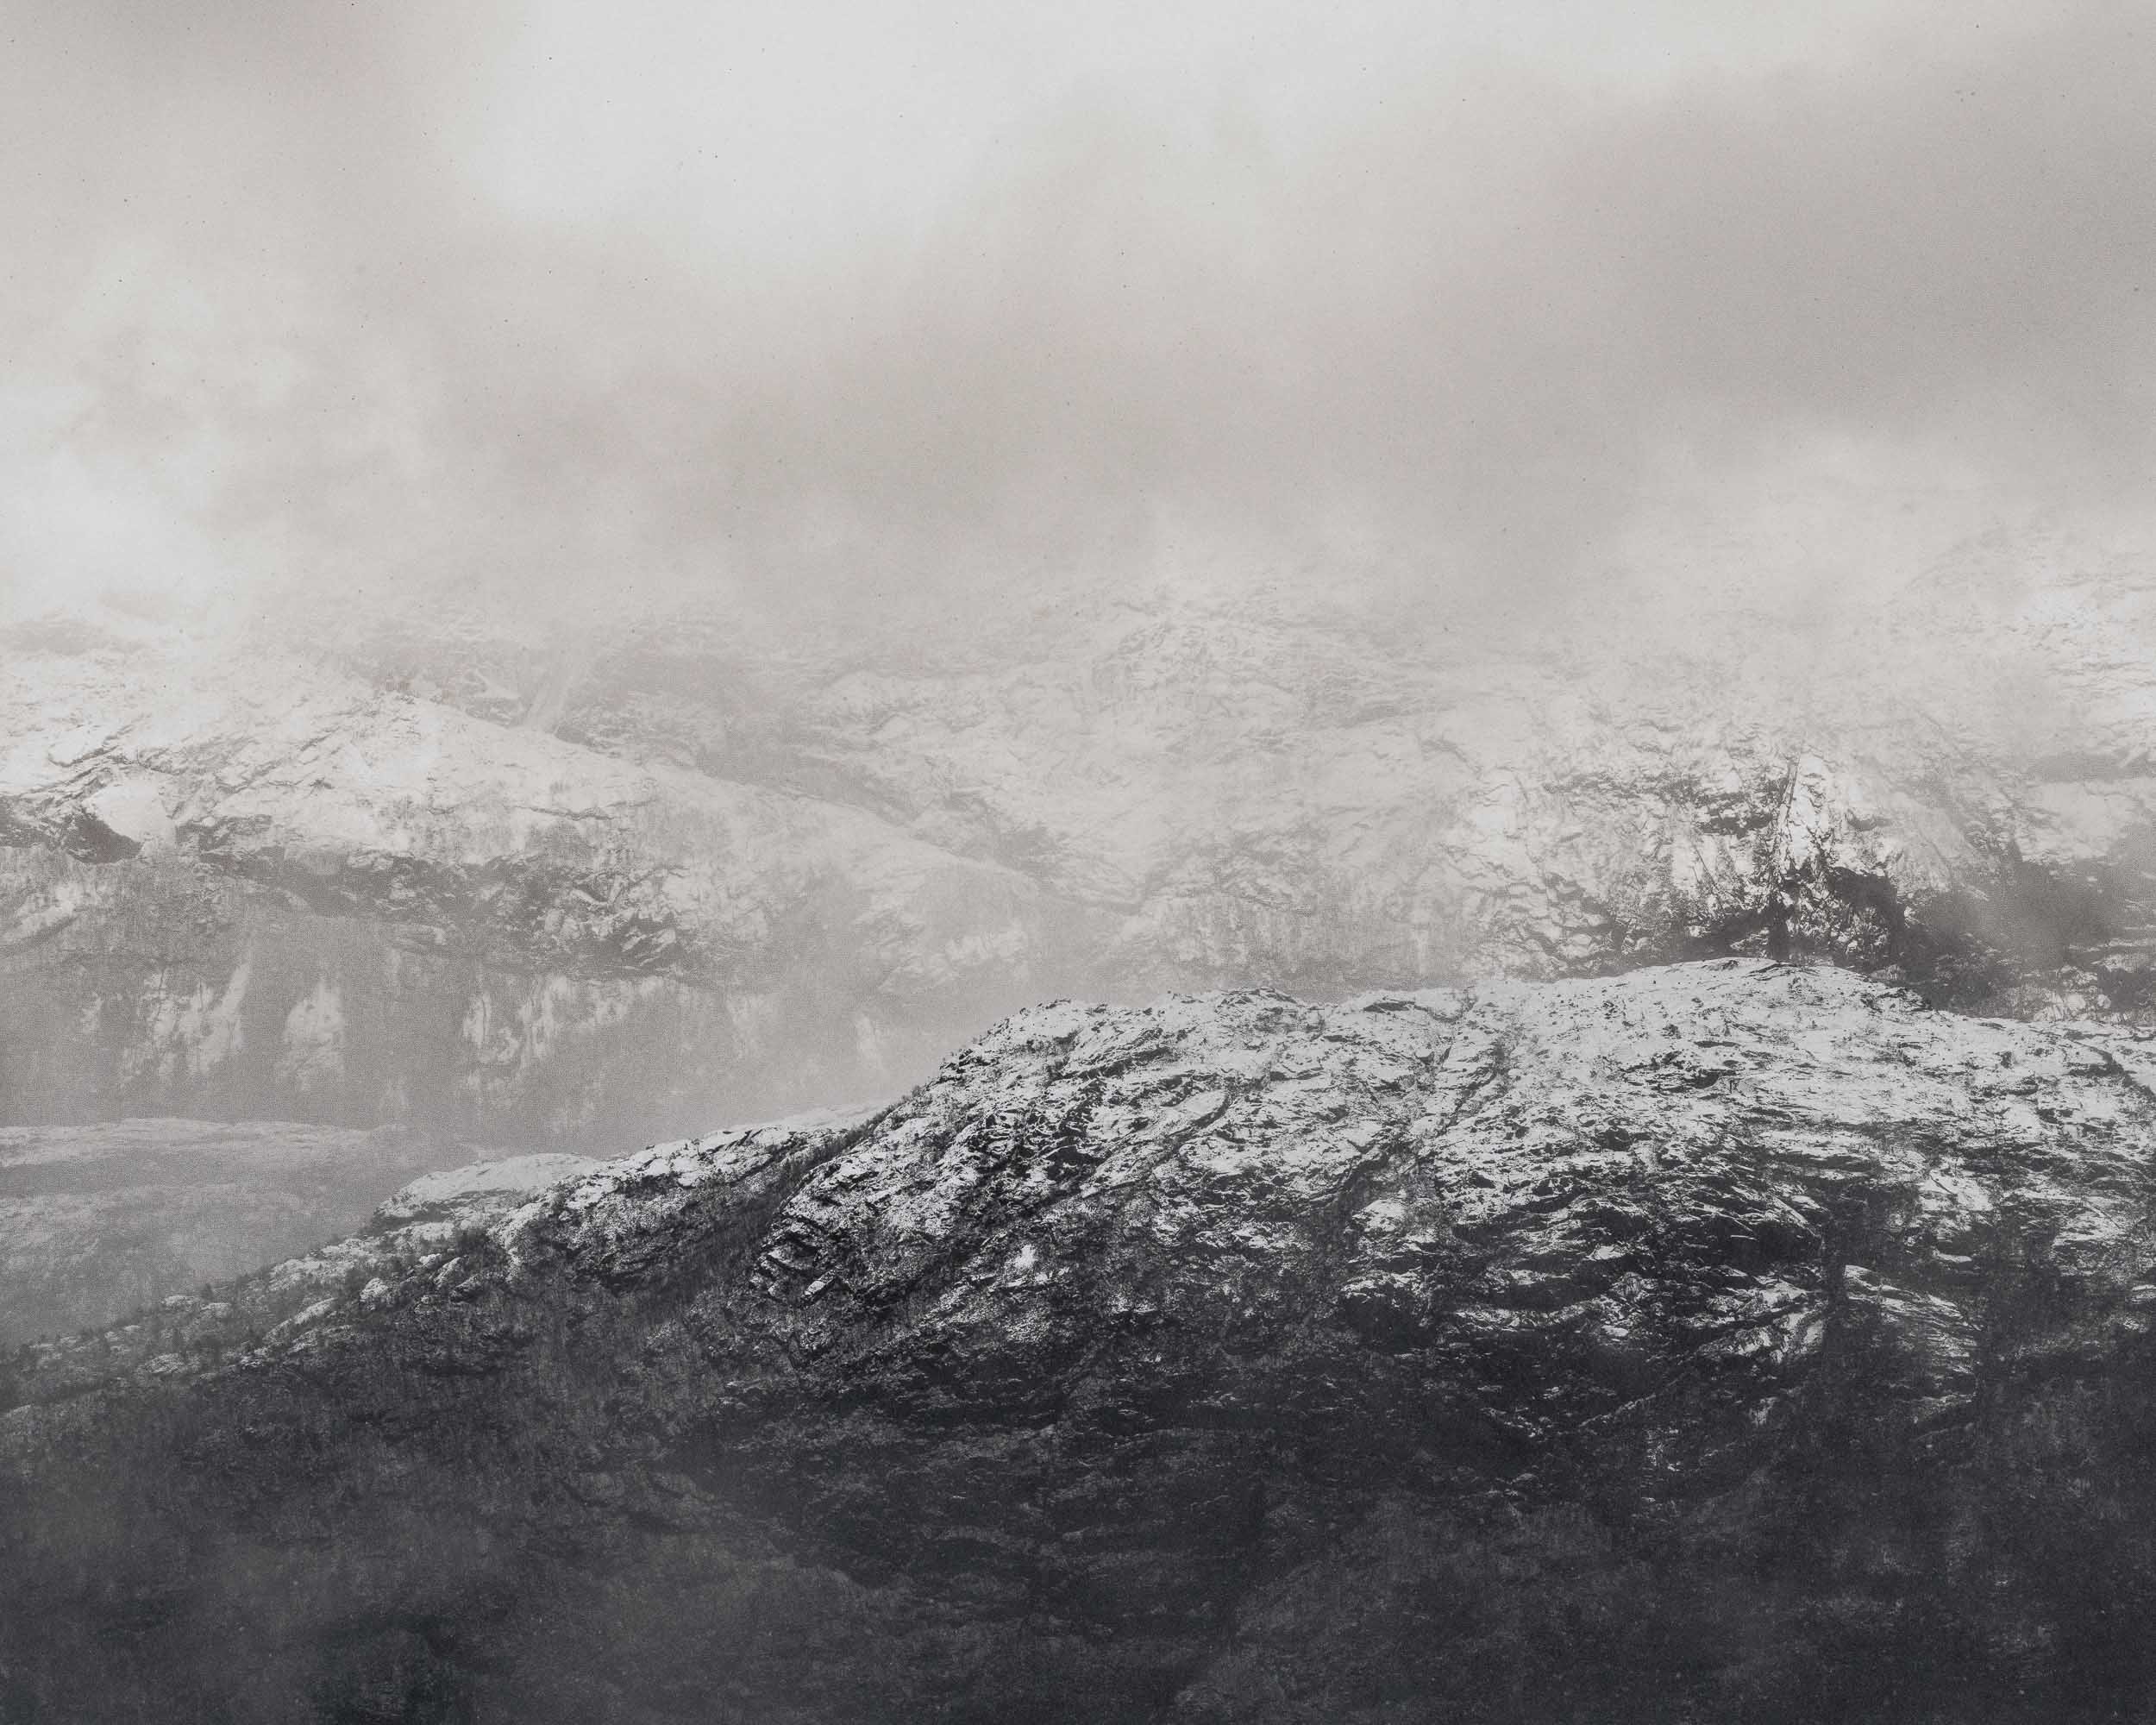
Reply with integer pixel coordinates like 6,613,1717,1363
3,1,2149,632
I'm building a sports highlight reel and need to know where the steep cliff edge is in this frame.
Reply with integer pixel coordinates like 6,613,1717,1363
9,960,2156,1722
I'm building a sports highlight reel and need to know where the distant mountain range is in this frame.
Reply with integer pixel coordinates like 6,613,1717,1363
8,530,2156,1145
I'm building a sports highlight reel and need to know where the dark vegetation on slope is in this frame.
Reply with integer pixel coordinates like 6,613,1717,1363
12,1255,2156,1723
8,964,2156,1722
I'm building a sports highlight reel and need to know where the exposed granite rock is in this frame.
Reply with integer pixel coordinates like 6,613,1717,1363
9,961,2156,1721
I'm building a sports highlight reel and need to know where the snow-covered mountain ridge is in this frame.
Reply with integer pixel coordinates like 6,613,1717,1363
9,960,2156,1720
8,536,2156,1138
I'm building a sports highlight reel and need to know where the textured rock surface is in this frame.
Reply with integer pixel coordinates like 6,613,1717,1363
11,541,2156,1141
9,960,2156,1721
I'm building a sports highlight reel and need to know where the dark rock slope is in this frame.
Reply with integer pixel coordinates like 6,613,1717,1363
9,960,2156,1722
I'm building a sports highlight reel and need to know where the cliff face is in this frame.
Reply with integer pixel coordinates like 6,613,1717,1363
9,546,2156,1142
9,961,2156,1722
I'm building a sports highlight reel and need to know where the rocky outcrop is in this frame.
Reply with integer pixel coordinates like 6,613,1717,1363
9,961,2156,1721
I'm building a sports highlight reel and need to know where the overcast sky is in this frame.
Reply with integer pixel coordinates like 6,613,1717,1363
3,0,2152,631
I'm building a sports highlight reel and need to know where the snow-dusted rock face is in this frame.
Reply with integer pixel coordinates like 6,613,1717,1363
9,962,2156,1720
371,1152,599,1228
0,622,1094,1138
414,545,2156,1019
9,542,2156,1139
